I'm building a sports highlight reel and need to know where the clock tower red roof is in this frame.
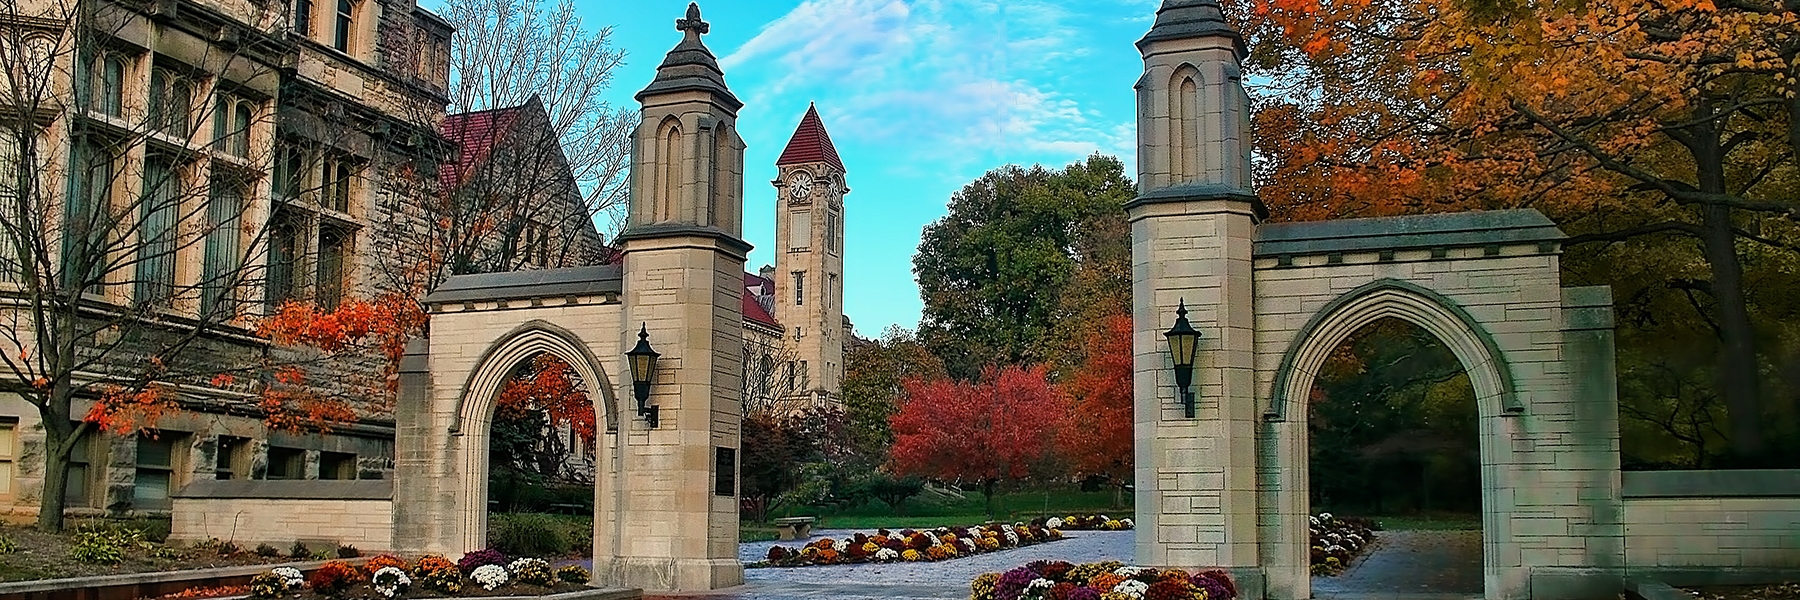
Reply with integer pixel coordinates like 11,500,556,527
776,103,844,173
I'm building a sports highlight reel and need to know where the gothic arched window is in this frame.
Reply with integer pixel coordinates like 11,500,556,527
654,117,682,222
1171,66,1200,180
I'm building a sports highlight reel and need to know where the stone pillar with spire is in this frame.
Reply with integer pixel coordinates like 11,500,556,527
608,2,747,592
1129,0,1268,597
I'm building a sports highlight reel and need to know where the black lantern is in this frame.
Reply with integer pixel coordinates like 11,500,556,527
626,324,661,428
1163,299,1202,418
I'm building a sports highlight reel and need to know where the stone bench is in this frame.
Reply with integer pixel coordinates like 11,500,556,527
773,516,816,541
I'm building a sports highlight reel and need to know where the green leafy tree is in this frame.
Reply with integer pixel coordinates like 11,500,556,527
913,155,1134,379
841,326,945,454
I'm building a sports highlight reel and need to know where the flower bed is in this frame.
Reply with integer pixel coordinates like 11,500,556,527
970,560,1238,600
756,521,1088,567
245,552,592,598
1033,514,1136,531
1308,512,1376,576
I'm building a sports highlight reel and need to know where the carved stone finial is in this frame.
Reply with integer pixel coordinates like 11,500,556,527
676,3,710,39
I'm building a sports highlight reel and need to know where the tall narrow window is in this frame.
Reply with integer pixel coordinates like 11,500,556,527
1172,69,1199,179
86,52,127,117
201,180,245,316
0,420,16,499
149,69,191,137
793,271,805,306
655,118,680,221
63,138,113,289
334,0,355,52
799,360,809,390
65,434,93,506
294,0,314,36
324,158,353,212
317,224,349,309
784,361,796,394
826,209,839,255
213,94,253,158
135,158,179,307
266,208,303,307
0,125,22,281
275,143,305,200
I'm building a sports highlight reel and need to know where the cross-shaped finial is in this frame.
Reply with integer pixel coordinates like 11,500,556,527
676,3,709,39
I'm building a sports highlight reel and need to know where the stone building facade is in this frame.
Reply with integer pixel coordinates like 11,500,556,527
0,0,455,520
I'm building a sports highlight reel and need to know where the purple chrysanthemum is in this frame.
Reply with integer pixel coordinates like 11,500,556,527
996,567,1038,600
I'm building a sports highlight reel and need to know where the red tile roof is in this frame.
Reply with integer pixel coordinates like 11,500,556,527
775,103,844,173
742,292,781,330
439,104,526,190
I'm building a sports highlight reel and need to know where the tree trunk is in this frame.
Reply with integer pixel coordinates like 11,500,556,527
36,417,74,532
1111,479,1125,509
1700,203,1765,463
982,479,997,520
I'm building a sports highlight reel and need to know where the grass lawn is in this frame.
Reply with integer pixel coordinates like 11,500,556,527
757,487,1133,532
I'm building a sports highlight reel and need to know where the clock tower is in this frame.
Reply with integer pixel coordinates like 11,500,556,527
771,104,847,409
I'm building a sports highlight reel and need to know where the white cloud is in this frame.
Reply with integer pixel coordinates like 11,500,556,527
719,0,1136,173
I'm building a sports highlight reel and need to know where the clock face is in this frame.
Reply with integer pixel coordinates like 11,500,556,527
787,172,814,199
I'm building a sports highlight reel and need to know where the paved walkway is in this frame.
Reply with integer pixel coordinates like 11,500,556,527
634,528,1485,599
1311,530,1485,600
645,529,1134,600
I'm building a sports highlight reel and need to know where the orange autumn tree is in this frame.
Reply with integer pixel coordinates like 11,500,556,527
1234,0,1800,464
1057,314,1135,508
888,365,1068,517
491,354,597,483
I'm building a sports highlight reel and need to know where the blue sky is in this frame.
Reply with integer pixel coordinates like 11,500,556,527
429,0,1163,334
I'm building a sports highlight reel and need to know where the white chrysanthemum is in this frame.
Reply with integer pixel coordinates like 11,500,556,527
1113,579,1150,599
936,527,951,534
1325,544,1345,554
1120,518,1134,528
271,567,305,589
472,564,510,591
924,532,940,546
507,557,549,574
1001,524,1015,533
1098,515,1110,522
832,539,849,553
1113,565,1145,577
1309,516,1321,526
1004,531,1020,546
960,538,977,552
1046,517,1064,529
1319,512,1334,521
372,566,412,599
875,548,899,561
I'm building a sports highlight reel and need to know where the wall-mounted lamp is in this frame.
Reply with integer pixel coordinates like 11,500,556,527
1163,299,1202,418
626,324,661,428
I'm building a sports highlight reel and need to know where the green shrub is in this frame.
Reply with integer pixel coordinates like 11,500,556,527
288,541,310,559
488,513,567,557
0,535,18,554
254,543,282,557
114,517,171,543
71,527,141,565
336,544,360,558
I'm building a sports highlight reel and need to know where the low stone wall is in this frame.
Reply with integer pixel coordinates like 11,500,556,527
169,479,393,552
1622,469,1800,585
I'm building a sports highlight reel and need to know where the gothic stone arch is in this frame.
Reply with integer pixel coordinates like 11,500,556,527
393,266,627,564
1133,208,1628,600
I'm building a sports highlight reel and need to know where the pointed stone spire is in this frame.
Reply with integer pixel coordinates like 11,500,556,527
1137,0,1243,54
636,2,742,110
776,103,844,173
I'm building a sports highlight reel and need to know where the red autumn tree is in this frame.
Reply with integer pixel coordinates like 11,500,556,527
1057,313,1134,507
888,364,1068,516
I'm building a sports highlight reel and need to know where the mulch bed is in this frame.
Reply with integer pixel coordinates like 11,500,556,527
1687,582,1800,600
0,523,313,582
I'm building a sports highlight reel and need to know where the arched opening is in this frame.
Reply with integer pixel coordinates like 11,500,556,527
485,352,598,560
1263,279,1521,600
1306,317,1484,596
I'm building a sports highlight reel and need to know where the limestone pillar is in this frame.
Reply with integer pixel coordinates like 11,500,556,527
1130,1,1265,594
604,3,747,592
